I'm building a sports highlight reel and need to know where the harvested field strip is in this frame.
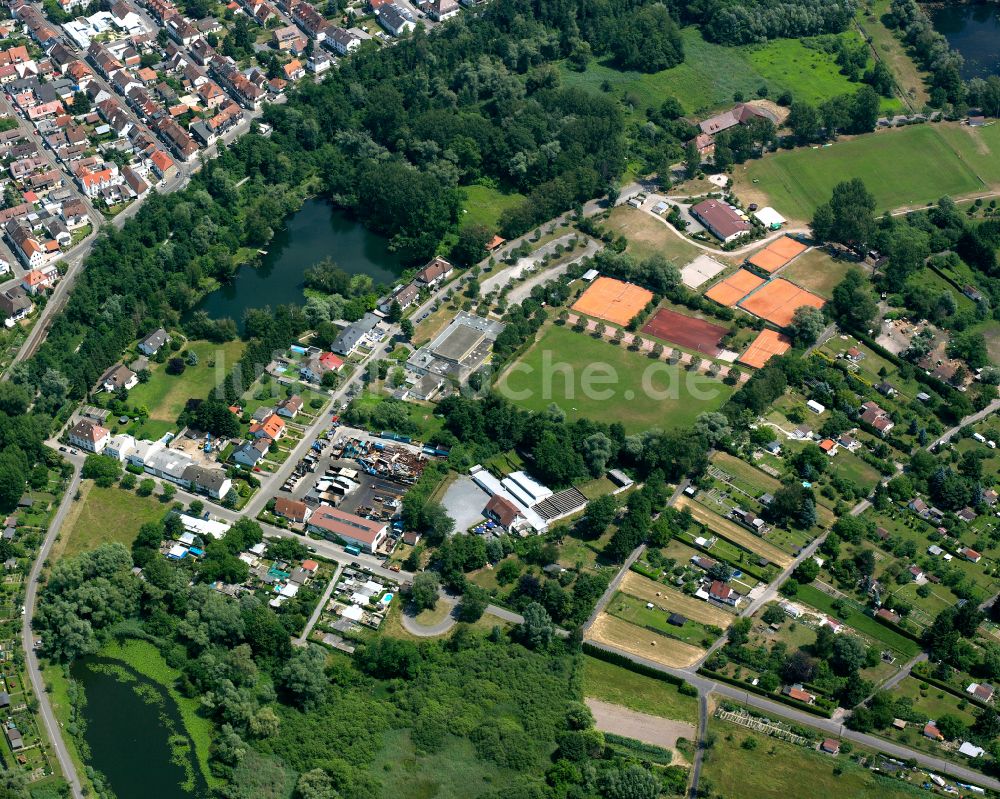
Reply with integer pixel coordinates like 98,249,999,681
586,698,696,757
675,496,793,567
589,613,706,668
641,307,728,356
620,571,734,628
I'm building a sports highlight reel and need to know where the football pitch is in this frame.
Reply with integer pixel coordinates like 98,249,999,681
495,324,735,433
740,123,1000,219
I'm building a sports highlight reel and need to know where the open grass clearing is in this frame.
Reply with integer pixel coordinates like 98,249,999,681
746,34,900,112
581,654,699,723
560,29,895,119
588,612,705,668
621,570,734,628
373,729,525,799
460,184,525,232
601,206,701,266
857,0,929,109
126,339,245,427
495,323,736,434
702,715,927,799
736,124,986,221
675,495,794,567
54,482,167,561
778,248,859,299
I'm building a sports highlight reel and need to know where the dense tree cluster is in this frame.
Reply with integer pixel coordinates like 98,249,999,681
695,0,855,45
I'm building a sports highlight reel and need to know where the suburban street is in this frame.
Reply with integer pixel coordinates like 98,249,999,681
585,640,1000,792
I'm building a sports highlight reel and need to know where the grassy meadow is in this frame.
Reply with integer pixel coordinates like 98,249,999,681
55,483,167,560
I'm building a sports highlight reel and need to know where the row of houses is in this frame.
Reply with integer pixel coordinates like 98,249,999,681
68,418,234,498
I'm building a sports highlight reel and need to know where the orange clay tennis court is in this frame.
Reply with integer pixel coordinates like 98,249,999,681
739,329,792,368
746,236,808,274
572,276,653,326
704,269,765,307
739,278,825,327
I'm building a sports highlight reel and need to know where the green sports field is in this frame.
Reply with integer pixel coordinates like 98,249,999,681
495,324,735,433
739,123,1000,219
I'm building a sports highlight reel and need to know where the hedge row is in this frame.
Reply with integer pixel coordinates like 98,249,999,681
581,641,691,691
697,667,835,719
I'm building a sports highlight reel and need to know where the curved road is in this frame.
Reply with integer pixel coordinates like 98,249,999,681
22,463,83,799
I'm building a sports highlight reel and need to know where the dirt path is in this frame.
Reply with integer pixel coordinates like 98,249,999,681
586,697,697,757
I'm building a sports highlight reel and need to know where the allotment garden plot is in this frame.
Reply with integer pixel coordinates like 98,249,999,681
675,495,795,568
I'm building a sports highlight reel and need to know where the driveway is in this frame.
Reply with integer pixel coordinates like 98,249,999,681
439,475,491,532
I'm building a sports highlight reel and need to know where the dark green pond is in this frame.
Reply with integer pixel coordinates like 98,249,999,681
191,198,405,322
929,3,1000,79
73,657,205,799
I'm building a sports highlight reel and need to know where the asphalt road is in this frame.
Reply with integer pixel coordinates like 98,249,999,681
21,463,84,799
584,640,1000,792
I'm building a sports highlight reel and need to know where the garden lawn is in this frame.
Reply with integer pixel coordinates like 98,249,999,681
891,676,977,727
127,339,245,425
495,324,735,434
581,655,698,723
55,483,166,560
460,184,525,232
601,206,701,266
779,248,859,299
738,124,984,220
702,716,927,799
795,583,920,657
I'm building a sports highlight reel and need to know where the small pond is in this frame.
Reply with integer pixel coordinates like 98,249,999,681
929,3,1000,79
190,198,405,322
73,657,206,799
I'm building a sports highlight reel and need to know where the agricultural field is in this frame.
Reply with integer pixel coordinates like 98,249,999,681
621,570,734,629
54,483,167,560
675,495,795,567
778,248,860,298
581,656,699,723
736,124,991,220
459,184,526,232
701,714,928,799
495,324,736,434
600,206,702,266
588,613,705,668
608,591,720,647
124,339,246,440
